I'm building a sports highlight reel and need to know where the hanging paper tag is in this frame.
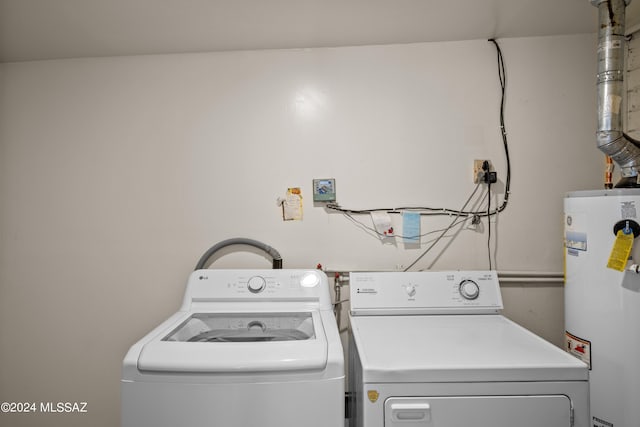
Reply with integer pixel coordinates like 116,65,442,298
402,211,420,243
370,211,394,238
607,229,634,271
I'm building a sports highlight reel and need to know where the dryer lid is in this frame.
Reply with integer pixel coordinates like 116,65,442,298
137,311,328,373
350,314,588,383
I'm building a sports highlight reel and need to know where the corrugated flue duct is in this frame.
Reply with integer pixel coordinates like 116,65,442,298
592,0,640,187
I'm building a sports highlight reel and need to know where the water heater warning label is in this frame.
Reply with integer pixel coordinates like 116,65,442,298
607,229,634,271
565,331,591,369
593,416,614,427
620,201,637,219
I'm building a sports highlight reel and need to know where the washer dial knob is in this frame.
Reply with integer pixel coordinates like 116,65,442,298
247,276,266,293
459,279,480,300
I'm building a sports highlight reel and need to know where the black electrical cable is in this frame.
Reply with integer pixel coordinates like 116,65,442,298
329,39,512,272
488,38,511,214
404,184,482,271
326,204,476,217
343,183,483,241
327,39,510,221
344,211,472,242
486,38,510,270
487,180,492,270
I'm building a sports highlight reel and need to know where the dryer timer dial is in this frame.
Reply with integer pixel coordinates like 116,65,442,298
404,284,417,297
458,279,480,300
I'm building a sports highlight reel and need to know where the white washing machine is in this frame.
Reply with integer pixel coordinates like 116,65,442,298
122,269,344,427
348,271,589,427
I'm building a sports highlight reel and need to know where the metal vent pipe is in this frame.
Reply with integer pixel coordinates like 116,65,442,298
592,0,640,187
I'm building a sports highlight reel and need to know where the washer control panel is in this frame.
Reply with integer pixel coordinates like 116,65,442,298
350,270,503,315
182,269,332,310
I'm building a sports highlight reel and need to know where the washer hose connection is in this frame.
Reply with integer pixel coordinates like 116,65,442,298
194,238,283,270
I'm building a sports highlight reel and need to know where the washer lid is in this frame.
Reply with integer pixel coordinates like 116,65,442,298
350,314,588,383
164,312,315,342
138,311,328,373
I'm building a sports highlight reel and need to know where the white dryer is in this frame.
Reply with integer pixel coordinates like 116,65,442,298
348,271,589,427
122,269,344,427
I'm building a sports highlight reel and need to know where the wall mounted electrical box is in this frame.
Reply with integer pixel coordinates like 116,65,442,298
313,178,336,202
473,159,496,184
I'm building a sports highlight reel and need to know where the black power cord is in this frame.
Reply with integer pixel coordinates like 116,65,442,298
486,38,510,270
328,39,511,221
327,39,513,270
482,160,493,269
488,38,511,214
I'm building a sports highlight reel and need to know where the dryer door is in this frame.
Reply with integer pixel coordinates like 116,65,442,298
385,395,572,427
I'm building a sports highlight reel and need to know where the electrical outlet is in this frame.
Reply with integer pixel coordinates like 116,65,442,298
473,159,497,184
473,160,491,183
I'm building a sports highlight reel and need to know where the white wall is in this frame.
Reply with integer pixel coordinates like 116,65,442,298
0,34,602,427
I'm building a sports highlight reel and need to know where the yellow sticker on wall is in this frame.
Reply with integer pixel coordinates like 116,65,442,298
607,229,634,271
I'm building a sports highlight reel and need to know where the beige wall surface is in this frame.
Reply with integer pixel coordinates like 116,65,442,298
0,34,603,426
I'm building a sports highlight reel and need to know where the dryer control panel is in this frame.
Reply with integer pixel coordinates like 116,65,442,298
350,270,503,316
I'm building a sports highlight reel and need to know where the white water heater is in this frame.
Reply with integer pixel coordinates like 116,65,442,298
564,189,640,427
